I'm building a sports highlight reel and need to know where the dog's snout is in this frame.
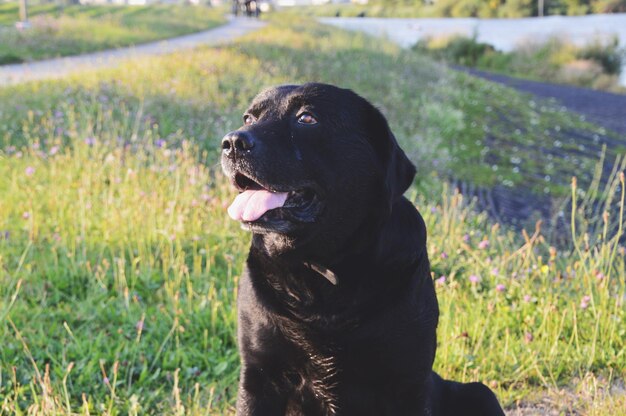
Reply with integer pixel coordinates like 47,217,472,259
221,131,255,157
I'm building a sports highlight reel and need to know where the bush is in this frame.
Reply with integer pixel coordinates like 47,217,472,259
577,37,624,75
413,34,625,91
592,0,626,12
414,35,500,67
0,53,24,64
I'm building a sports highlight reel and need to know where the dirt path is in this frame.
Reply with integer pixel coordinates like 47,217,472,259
456,66,626,136
0,16,266,86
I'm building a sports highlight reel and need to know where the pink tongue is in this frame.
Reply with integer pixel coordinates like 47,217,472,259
228,190,289,222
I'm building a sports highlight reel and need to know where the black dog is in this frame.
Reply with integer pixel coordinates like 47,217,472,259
221,83,505,416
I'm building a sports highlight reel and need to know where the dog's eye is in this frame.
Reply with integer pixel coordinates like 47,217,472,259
297,113,317,125
243,114,257,126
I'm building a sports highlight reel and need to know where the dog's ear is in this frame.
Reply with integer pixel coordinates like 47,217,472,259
366,104,416,204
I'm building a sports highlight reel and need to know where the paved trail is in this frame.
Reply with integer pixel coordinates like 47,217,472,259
0,17,266,86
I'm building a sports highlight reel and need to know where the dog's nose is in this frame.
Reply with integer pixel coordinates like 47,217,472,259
221,131,255,157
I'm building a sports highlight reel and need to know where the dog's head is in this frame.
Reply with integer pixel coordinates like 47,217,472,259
221,83,415,258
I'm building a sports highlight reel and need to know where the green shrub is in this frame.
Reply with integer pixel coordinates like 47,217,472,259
414,34,625,91
413,35,501,67
592,0,626,12
0,53,23,64
577,37,624,75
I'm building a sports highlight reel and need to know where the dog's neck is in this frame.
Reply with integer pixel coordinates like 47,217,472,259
250,197,427,289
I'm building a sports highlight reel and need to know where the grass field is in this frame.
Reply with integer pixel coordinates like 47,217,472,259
0,3,226,64
0,17,625,415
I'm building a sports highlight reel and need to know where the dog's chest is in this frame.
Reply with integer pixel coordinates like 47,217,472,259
280,322,340,415
305,350,339,412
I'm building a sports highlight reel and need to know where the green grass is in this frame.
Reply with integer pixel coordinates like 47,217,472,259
0,4,226,63
0,17,625,414
413,34,626,93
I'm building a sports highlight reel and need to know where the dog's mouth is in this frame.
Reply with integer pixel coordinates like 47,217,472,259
227,172,322,233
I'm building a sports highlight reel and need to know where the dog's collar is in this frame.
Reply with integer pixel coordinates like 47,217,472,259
304,261,338,286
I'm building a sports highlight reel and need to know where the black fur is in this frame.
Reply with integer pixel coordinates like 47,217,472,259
221,83,505,416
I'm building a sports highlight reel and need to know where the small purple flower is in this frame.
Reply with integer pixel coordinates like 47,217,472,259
84,137,96,146
155,139,166,148
478,240,490,249
469,275,480,284
491,268,499,276
463,234,470,243
524,332,534,343
496,284,506,293
440,251,448,260
49,146,59,156
523,294,532,303
25,166,35,176
430,206,437,214
580,295,591,309
436,275,446,285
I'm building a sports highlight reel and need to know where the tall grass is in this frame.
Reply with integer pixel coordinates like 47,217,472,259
1,114,624,413
0,18,624,414
1,113,243,414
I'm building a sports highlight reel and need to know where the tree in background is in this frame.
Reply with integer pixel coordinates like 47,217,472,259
497,0,536,17
562,0,591,15
592,0,626,12
377,0,626,16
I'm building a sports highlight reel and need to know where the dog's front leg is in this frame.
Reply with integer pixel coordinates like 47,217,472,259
236,364,288,416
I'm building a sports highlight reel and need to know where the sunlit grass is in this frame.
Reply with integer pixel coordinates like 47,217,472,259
0,4,226,63
0,17,624,414
0,117,243,414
